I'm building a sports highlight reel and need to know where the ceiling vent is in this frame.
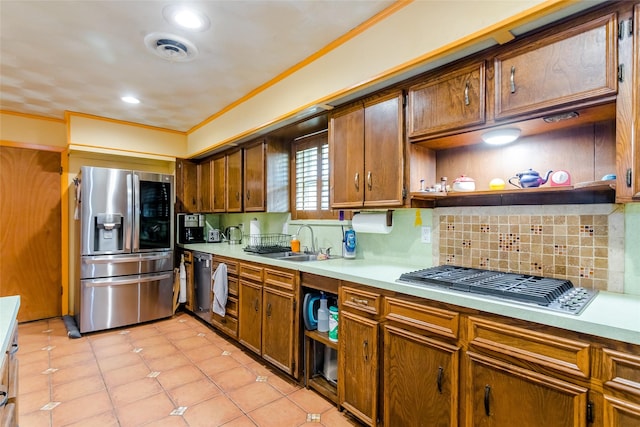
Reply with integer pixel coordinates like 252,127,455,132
144,32,198,62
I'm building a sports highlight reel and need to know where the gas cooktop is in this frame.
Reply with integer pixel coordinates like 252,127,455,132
397,265,597,315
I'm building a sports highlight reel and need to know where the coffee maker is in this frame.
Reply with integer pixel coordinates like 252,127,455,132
177,214,205,244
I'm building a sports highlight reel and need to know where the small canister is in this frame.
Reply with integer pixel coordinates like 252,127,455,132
328,306,339,342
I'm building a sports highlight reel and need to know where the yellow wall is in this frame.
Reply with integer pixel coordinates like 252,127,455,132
0,111,66,148
68,113,187,160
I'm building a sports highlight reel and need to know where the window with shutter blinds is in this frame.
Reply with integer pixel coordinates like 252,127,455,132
292,132,336,220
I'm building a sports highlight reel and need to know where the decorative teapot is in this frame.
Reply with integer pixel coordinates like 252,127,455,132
508,169,552,188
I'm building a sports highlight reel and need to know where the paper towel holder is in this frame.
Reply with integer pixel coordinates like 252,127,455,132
353,210,393,227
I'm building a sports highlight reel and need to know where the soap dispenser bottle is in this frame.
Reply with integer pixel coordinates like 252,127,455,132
290,235,300,252
317,293,329,333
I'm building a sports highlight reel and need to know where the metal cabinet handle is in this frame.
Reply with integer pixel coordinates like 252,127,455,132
464,81,470,106
236,191,240,201
509,66,516,93
363,339,369,362
9,343,18,355
351,297,369,306
354,172,359,191
246,190,251,200
254,298,259,312
367,171,372,191
484,385,491,416
266,303,272,317
437,366,444,394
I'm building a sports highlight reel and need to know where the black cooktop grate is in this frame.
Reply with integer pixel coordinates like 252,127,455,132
398,265,580,307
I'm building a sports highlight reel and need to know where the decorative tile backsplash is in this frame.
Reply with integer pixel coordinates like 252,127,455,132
435,205,625,291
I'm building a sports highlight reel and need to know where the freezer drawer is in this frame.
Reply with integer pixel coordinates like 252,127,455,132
78,271,173,333
80,252,173,279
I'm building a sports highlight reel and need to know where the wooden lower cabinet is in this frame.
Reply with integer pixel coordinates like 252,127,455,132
599,347,640,427
465,351,589,427
238,278,262,354
383,325,459,427
237,261,299,378
339,310,379,427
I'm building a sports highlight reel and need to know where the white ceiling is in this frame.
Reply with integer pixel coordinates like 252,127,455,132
0,0,394,132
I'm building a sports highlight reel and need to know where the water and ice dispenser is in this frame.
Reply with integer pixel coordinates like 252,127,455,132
94,213,124,252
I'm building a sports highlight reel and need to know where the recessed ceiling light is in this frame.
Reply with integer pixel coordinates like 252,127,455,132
163,5,210,31
481,128,521,145
121,96,140,104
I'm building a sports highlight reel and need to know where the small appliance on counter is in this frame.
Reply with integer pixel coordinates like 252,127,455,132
177,213,205,244
208,229,223,243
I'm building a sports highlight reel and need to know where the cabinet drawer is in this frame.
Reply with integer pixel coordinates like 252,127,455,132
212,312,238,338
384,297,459,340
213,256,238,276
239,263,263,282
264,267,296,291
341,286,381,316
468,316,590,379
227,276,238,297
601,348,640,397
224,296,239,318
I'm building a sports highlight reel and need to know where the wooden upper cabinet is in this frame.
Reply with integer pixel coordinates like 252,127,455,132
494,12,618,120
226,149,243,212
212,155,226,212
330,104,365,208
176,158,198,213
243,141,266,212
197,159,212,212
616,3,640,202
407,61,486,139
330,91,404,208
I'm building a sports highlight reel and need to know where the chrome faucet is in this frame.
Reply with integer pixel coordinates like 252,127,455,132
296,224,316,254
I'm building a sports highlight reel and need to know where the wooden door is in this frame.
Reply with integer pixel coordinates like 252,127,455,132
383,325,459,427
329,104,365,208
465,351,589,427
243,141,265,212
226,150,243,212
494,12,617,120
197,159,212,212
212,155,226,212
238,279,262,354
262,287,295,375
0,146,61,321
339,310,379,427
407,61,485,139
363,92,404,207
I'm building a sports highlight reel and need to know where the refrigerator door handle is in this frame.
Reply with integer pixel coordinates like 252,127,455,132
132,173,140,252
84,273,172,287
82,253,172,264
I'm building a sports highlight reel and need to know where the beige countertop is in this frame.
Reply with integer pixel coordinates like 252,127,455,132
182,243,640,345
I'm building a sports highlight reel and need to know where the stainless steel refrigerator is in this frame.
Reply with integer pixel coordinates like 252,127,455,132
74,166,174,333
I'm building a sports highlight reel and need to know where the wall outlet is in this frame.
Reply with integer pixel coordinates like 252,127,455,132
421,226,431,243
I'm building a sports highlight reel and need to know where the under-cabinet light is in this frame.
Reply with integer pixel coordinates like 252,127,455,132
481,128,521,145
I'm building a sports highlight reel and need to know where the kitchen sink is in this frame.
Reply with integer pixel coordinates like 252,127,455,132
255,251,331,262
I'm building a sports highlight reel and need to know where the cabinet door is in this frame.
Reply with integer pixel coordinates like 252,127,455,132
408,62,485,139
495,13,617,120
465,351,589,427
238,279,262,354
363,92,404,207
262,287,296,375
226,149,243,212
176,158,198,213
339,310,379,427
212,155,226,212
197,160,212,212
244,141,266,212
330,104,365,208
615,4,640,202
603,395,640,427
383,325,459,427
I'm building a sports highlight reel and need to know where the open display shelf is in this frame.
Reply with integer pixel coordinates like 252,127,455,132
410,180,615,208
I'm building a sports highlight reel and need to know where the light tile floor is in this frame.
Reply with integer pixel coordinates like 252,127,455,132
18,312,362,427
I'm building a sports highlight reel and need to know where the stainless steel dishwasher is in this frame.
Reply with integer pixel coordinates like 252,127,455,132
193,251,212,322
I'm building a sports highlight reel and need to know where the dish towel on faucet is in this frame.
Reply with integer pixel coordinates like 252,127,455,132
212,263,228,316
